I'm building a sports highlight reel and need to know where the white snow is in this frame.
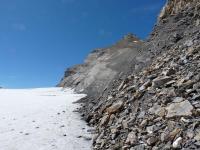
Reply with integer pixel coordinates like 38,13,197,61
0,87,92,150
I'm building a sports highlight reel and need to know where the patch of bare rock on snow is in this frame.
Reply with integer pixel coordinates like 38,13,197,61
0,88,92,150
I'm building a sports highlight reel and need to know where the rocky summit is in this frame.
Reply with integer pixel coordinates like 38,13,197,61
58,33,144,99
59,0,200,149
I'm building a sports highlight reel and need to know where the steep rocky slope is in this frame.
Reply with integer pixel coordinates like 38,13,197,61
59,0,200,149
58,34,145,98
85,0,200,149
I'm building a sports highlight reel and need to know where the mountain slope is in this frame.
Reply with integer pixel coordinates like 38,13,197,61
86,0,200,149
58,34,145,98
59,0,200,149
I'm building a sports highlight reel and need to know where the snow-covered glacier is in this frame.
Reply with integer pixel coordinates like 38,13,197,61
0,87,91,150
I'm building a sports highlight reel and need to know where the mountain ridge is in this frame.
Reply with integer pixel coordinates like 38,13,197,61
59,0,200,149
58,33,145,98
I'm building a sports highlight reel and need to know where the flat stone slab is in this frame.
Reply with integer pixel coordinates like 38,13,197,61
166,100,194,118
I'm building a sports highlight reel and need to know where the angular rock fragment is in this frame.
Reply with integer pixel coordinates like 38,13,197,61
130,145,145,150
163,68,176,76
192,95,200,100
166,100,194,118
118,81,125,91
140,119,148,128
167,128,182,141
146,136,158,146
172,97,184,103
194,131,200,141
152,76,172,88
196,19,200,26
146,125,157,134
106,101,124,114
125,132,137,145
139,80,151,91
172,137,182,148
127,85,136,92
178,80,194,89
149,104,166,117
100,114,110,126
184,40,193,47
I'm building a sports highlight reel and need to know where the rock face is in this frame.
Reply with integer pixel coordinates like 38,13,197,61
59,0,200,149
159,0,199,20
58,34,145,98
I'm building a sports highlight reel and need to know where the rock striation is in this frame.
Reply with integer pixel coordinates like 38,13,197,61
59,0,200,149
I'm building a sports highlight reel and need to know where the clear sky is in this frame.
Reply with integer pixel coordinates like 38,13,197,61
0,0,166,88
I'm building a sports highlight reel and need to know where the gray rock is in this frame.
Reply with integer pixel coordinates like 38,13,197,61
172,137,182,148
146,125,157,134
163,68,176,76
130,145,145,150
147,137,158,146
58,35,143,98
152,76,172,88
138,111,146,119
106,101,123,114
160,132,168,142
100,114,109,126
140,119,148,128
172,97,184,103
125,131,137,145
139,80,151,91
184,40,193,47
149,104,166,117
194,131,200,141
196,19,200,26
166,100,194,118
192,95,200,100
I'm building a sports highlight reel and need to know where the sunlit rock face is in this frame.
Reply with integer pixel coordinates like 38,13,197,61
58,34,144,98
59,0,200,101
159,0,199,20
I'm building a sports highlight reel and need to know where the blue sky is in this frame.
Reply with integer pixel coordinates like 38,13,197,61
0,0,166,88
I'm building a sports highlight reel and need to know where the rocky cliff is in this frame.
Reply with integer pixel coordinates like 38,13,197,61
159,0,198,20
59,0,200,149
58,34,146,98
